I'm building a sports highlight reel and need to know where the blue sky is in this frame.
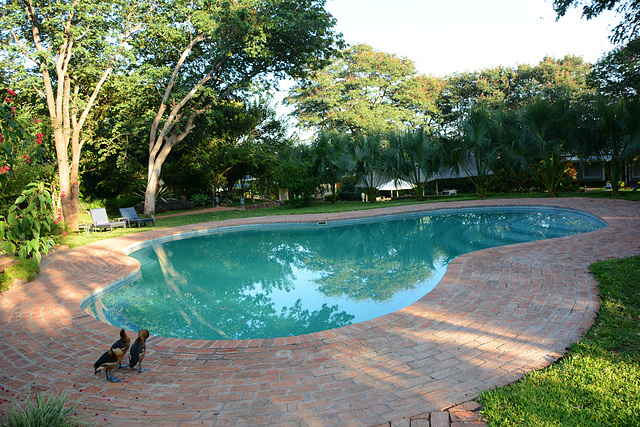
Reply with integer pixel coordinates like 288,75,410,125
324,0,619,76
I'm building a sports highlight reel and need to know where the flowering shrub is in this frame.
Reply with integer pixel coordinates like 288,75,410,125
0,88,58,262
0,87,54,213
529,160,579,194
557,163,579,192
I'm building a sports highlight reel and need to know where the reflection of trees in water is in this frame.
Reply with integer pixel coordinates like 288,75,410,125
100,235,355,340
270,219,451,302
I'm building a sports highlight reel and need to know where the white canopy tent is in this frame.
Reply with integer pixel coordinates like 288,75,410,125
376,179,414,197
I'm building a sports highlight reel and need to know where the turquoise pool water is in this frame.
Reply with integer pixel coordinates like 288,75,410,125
83,206,605,340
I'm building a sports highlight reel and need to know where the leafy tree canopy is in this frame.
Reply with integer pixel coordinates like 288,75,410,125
588,37,640,98
286,44,445,136
0,0,154,230
438,55,591,134
141,0,342,214
554,0,640,43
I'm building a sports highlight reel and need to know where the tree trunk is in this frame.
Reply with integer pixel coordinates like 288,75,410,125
144,176,158,216
145,134,178,215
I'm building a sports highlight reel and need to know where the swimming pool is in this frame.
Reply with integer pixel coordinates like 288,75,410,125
82,206,606,340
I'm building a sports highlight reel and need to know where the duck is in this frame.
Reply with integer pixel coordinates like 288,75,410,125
128,329,150,373
94,348,124,382
110,328,130,368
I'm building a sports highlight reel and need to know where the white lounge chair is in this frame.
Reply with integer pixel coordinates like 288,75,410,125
89,208,126,232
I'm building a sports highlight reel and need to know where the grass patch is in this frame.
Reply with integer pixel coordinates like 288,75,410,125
0,385,89,427
0,259,39,292
480,256,640,426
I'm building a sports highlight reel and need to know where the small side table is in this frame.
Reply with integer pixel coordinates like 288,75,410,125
78,223,92,236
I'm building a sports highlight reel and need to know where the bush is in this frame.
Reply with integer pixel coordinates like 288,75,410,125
1,385,89,427
0,87,56,214
275,158,320,208
190,193,209,207
0,182,56,263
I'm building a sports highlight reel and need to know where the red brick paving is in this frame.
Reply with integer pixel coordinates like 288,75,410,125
1,198,639,426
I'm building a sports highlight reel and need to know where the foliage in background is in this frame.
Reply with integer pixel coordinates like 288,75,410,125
171,96,294,203
443,106,499,198
481,255,640,426
340,134,387,203
0,182,57,263
576,97,640,196
588,37,640,99
190,193,209,207
554,0,640,43
287,43,444,135
275,147,320,207
436,56,591,135
386,128,442,201
499,97,579,196
308,131,349,204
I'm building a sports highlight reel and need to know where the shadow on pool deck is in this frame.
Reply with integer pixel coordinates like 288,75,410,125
1,198,639,426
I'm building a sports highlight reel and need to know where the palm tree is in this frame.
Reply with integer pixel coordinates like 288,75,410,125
309,131,349,204
577,98,640,196
340,134,387,202
444,106,498,198
500,97,577,196
386,128,443,200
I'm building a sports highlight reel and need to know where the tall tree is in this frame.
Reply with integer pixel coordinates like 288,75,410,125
554,0,640,43
139,0,340,215
577,98,640,195
340,134,387,203
438,56,590,135
0,0,151,230
513,56,591,103
588,37,640,98
386,128,442,200
287,44,444,136
443,106,499,198
500,97,578,196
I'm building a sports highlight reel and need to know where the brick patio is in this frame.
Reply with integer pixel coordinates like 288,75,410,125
1,198,639,426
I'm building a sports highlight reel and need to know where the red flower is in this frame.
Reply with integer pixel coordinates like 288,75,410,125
7,89,16,97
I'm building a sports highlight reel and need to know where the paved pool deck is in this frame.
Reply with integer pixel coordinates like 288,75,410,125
1,198,639,426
